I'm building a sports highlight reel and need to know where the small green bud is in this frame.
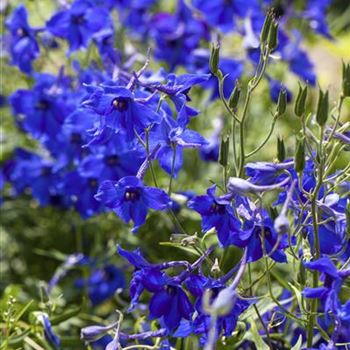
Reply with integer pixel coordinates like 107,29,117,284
297,262,306,286
315,89,329,126
219,135,230,167
267,19,278,50
260,11,273,44
294,84,308,117
342,62,350,97
276,88,287,115
277,136,286,162
228,80,241,110
294,136,305,173
209,42,220,75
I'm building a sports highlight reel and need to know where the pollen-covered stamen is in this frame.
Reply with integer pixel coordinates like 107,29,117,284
88,178,98,188
124,188,141,201
210,202,225,214
112,98,128,112
16,28,26,37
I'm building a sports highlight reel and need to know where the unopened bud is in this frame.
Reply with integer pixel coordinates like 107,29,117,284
210,42,220,75
210,287,236,317
277,137,285,162
81,323,117,342
211,258,221,275
267,19,278,50
219,135,229,167
228,80,241,110
276,88,287,115
294,84,308,117
316,89,329,126
294,136,305,174
260,11,273,44
342,61,350,97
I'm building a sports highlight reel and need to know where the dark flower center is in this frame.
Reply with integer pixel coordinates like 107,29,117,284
88,178,98,188
124,188,141,201
105,155,119,166
70,132,82,144
72,15,85,25
112,98,129,112
41,166,52,176
210,202,225,214
36,100,50,110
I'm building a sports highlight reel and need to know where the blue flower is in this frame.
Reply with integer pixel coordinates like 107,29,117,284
149,113,208,177
150,0,209,70
188,185,240,247
9,73,74,141
40,314,61,349
76,265,125,306
95,176,171,232
5,5,40,73
46,0,112,52
82,85,161,141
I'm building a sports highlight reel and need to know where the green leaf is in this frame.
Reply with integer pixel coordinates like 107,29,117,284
14,300,34,323
249,319,270,350
50,306,81,325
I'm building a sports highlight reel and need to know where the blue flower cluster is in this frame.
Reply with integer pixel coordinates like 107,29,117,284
2,1,350,350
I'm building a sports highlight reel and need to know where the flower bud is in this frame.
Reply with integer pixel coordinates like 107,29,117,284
294,84,308,117
267,19,278,50
81,323,117,342
210,287,237,317
294,136,305,173
274,213,290,235
260,11,273,44
277,136,285,162
342,62,350,97
228,81,241,110
276,88,287,115
219,135,229,167
209,42,220,75
316,89,329,126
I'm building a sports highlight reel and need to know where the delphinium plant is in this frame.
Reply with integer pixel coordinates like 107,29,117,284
1,1,349,350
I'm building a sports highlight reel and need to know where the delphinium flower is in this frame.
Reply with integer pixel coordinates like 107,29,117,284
117,245,214,332
39,314,61,349
148,111,208,177
4,148,64,207
75,264,125,306
150,0,209,70
46,0,112,53
82,84,162,142
188,185,240,247
5,4,40,74
302,257,350,348
9,73,75,141
95,156,171,231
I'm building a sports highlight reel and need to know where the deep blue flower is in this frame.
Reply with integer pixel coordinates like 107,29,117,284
9,73,75,141
268,78,292,104
46,0,112,52
303,257,350,318
5,5,40,74
76,265,125,305
40,314,61,348
95,176,171,232
303,0,332,39
188,185,240,247
150,0,209,70
82,85,161,141
149,113,208,177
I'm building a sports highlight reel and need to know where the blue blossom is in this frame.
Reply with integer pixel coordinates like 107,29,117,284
76,265,125,305
188,185,240,247
82,85,161,141
5,5,40,73
95,176,171,232
46,0,112,52
40,314,61,348
150,0,209,70
149,113,208,176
